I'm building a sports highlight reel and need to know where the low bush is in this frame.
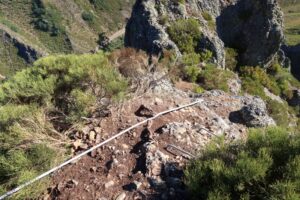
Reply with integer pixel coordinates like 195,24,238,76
184,65,201,82
225,48,238,71
0,52,127,198
167,18,202,53
198,64,235,92
82,11,94,22
240,66,281,96
185,127,300,200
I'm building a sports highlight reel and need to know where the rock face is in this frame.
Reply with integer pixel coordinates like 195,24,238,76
1,30,43,63
240,96,276,127
125,0,284,68
125,0,229,67
217,0,284,67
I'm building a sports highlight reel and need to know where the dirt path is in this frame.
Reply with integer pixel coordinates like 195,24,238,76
109,28,125,42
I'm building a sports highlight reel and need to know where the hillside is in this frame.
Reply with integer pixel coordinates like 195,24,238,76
0,0,134,77
279,0,300,45
0,0,300,199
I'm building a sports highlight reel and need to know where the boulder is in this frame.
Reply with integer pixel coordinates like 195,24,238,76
217,0,284,67
241,96,276,127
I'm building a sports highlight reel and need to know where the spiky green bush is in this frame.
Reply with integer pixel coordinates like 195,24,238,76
185,127,300,200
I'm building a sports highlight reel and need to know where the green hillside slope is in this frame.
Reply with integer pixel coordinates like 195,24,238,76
0,0,134,77
279,0,300,45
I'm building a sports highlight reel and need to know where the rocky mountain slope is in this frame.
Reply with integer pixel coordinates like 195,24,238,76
1,0,300,199
43,76,275,199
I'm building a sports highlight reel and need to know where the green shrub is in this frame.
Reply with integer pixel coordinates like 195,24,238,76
267,99,291,128
159,15,169,25
225,48,238,71
240,66,281,96
0,104,33,130
167,18,202,53
106,36,124,52
241,76,267,99
198,65,235,92
0,52,127,198
185,127,300,200
202,12,213,21
82,11,94,22
68,89,97,122
193,85,205,94
184,65,201,82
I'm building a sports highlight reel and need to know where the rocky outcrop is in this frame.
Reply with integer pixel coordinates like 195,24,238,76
217,0,284,67
125,0,284,68
240,96,276,127
125,0,229,67
1,30,44,64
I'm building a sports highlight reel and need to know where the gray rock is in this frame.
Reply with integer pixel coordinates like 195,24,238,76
115,192,126,200
217,0,284,67
241,96,276,127
104,180,114,189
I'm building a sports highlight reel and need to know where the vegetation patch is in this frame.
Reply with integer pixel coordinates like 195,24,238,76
198,64,235,92
185,127,300,200
167,18,202,54
0,52,127,198
31,0,65,36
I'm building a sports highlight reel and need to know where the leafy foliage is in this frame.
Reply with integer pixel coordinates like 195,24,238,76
167,18,202,53
185,127,300,200
198,64,235,92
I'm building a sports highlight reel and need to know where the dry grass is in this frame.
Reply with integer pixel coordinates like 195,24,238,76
109,48,150,78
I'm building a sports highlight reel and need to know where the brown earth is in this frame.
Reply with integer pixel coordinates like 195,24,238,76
41,83,248,200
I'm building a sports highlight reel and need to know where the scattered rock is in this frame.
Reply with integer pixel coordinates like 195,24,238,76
135,105,154,118
79,143,89,150
66,179,78,188
90,167,97,172
72,140,83,150
115,192,126,200
104,180,115,189
94,127,102,134
82,126,90,135
89,131,96,141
